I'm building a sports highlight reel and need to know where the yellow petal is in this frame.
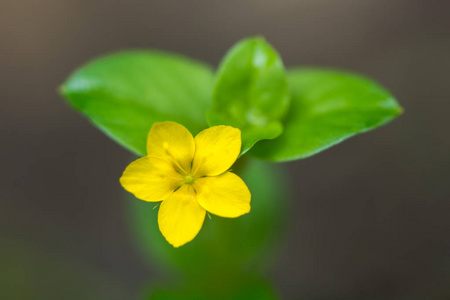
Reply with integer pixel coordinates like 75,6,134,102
192,126,241,177
120,156,183,202
194,172,251,218
158,184,206,247
147,121,195,174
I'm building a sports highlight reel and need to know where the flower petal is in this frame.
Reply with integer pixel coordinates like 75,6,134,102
120,156,183,202
194,172,251,218
192,126,241,177
158,184,206,247
147,121,195,174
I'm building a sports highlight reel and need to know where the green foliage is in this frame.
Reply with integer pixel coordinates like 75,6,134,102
208,37,290,154
61,39,401,161
61,51,214,156
250,69,403,161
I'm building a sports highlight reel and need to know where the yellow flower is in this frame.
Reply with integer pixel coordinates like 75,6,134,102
120,121,251,247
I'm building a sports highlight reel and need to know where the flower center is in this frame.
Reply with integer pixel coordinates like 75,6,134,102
184,174,195,184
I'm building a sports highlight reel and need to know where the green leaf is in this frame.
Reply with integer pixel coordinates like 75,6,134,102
208,37,290,154
61,51,214,156
250,68,403,161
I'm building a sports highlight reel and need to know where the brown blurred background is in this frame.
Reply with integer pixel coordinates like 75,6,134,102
1,0,449,299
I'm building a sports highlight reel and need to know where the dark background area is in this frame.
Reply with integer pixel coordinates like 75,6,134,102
1,0,449,299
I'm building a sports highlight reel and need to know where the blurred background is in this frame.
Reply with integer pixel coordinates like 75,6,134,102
1,0,449,299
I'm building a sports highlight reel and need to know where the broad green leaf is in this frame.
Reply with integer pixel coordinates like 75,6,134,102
250,69,402,161
61,51,214,156
208,37,290,154
127,159,289,279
